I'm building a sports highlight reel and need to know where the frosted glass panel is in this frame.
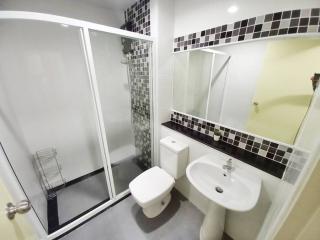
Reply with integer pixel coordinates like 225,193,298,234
90,30,152,194
0,20,110,233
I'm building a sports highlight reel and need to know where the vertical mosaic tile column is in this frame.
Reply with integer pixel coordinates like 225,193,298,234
124,0,151,169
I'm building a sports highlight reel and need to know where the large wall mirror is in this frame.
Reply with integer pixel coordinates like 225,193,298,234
172,37,320,145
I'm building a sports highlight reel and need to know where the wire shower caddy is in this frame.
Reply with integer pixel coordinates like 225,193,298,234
33,148,66,200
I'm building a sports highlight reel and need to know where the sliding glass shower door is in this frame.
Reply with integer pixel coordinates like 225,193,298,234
89,30,153,194
0,20,111,233
0,11,153,236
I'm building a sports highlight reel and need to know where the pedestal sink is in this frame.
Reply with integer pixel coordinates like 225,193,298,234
186,154,261,240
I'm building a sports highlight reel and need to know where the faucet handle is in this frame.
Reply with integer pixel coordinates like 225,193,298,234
226,158,232,165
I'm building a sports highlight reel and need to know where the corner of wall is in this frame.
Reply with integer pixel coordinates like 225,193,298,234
150,0,175,166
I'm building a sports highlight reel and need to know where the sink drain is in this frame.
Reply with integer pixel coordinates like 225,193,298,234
215,186,223,193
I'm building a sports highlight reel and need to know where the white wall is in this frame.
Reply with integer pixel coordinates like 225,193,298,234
173,0,320,37
0,0,124,27
257,180,294,240
161,125,281,240
150,0,175,165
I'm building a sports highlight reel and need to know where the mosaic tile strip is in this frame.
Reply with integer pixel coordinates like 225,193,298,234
124,0,152,168
283,149,309,184
173,8,320,52
170,111,310,181
163,121,286,178
124,0,151,36
171,111,292,166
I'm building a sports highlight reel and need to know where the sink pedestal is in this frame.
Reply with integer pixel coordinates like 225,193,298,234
200,202,225,240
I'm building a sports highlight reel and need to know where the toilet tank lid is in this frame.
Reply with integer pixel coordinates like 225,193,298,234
160,136,188,153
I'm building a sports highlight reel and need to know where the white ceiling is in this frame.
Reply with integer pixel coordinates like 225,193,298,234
85,0,137,10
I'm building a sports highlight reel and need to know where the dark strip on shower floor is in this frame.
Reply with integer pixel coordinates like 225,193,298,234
47,168,109,234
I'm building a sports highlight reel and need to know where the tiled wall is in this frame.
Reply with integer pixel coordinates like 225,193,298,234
173,8,320,52
171,111,291,165
283,149,309,184
124,0,152,169
171,111,308,182
124,0,150,36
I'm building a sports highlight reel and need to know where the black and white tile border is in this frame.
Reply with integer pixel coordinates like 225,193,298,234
171,111,291,165
170,111,309,182
173,8,320,52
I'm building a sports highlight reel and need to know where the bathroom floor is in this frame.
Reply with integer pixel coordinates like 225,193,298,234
60,189,204,240
57,172,110,225
48,157,144,232
47,170,110,232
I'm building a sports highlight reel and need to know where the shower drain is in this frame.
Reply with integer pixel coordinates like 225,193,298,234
215,186,223,193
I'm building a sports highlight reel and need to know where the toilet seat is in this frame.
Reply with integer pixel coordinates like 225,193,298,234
129,166,175,208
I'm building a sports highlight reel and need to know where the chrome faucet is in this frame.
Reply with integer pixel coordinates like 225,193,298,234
222,158,234,174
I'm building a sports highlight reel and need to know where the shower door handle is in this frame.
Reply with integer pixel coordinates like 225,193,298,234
6,200,31,220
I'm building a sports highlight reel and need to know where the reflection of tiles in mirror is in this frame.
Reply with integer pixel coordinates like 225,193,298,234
170,111,309,181
174,8,320,52
56,172,110,225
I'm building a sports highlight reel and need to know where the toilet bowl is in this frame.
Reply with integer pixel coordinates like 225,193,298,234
129,166,175,218
129,136,188,218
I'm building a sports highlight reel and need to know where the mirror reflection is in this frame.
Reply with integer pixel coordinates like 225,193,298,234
173,37,320,144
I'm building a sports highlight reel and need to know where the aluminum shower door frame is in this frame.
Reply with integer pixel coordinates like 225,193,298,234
0,11,154,240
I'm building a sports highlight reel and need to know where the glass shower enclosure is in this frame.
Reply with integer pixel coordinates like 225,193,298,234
0,11,153,235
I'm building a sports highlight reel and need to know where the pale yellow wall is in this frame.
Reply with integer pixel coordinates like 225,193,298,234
0,179,37,240
274,158,320,240
246,38,320,144
296,206,320,240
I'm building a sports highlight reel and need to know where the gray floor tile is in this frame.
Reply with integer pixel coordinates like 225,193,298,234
61,189,204,240
57,172,109,224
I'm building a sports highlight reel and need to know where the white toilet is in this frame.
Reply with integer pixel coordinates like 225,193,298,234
129,136,188,218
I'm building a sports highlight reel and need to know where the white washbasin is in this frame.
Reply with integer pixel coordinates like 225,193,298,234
186,154,261,212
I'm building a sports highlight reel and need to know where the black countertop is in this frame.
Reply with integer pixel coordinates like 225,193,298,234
162,121,285,179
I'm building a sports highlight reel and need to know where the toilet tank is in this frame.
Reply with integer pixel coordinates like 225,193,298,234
160,136,189,179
